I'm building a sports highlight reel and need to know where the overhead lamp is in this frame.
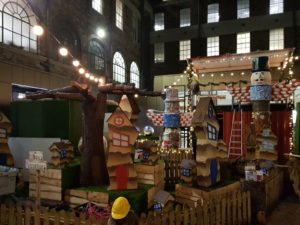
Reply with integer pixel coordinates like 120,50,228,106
97,28,106,38
32,25,44,36
79,68,85,74
85,73,90,78
72,60,80,67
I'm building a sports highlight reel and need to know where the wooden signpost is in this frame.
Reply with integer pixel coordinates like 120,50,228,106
25,151,47,208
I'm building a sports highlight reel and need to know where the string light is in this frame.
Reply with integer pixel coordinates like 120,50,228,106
72,59,80,67
32,25,44,36
85,72,90,78
134,93,139,98
221,73,224,77
89,75,95,81
79,68,85,74
59,47,68,57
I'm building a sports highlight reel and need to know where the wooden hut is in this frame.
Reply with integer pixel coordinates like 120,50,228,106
191,97,227,187
180,159,197,184
49,141,74,166
0,112,14,166
107,107,139,190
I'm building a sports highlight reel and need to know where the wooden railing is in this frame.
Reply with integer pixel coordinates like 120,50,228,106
139,191,252,225
161,149,193,186
0,191,251,225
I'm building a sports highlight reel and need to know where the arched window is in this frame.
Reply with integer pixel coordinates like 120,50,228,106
52,21,81,59
0,0,38,52
130,62,140,88
88,39,105,74
113,52,125,83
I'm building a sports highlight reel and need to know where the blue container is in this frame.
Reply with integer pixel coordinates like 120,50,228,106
163,113,181,128
250,85,272,101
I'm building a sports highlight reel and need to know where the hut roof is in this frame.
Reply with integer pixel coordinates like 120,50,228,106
50,142,73,151
154,190,174,205
192,97,215,125
119,94,140,117
180,159,196,169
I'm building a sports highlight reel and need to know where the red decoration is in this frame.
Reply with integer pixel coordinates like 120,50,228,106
116,164,129,190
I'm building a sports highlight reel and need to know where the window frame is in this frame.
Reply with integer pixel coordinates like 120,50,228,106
88,39,105,74
115,0,123,30
0,128,7,138
154,12,164,31
113,52,126,83
154,42,165,63
207,36,219,56
179,40,191,61
269,28,284,50
207,123,218,140
180,8,191,27
236,32,250,54
237,0,250,19
207,3,219,23
269,0,284,15
130,62,140,88
112,131,129,147
92,0,103,14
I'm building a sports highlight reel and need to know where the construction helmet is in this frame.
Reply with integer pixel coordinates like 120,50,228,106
111,197,131,220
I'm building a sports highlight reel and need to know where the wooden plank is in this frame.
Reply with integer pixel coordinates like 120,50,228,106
216,199,221,225
237,192,242,225
30,190,61,201
42,207,50,225
16,205,23,225
25,206,31,225
190,208,197,225
31,169,62,179
221,197,227,225
247,191,251,225
34,208,40,225
30,176,62,187
0,205,7,225
242,192,247,224
232,192,237,225
87,191,109,203
8,205,15,225
30,183,62,192
227,195,232,225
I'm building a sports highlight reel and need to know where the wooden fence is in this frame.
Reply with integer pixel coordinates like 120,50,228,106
162,150,193,185
0,191,251,225
0,204,107,225
139,191,252,225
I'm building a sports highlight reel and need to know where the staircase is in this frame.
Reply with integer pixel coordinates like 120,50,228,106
228,108,243,158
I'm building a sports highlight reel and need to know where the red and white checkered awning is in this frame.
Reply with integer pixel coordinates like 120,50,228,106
146,110,194,127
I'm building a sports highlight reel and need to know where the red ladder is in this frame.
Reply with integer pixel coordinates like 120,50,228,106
228,109,243,158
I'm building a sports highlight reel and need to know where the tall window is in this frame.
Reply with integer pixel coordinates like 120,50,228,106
237,0,249,19
207,36,219,56
154,13,164,31
113,52,125,83
130,62,140,88
0,0,38,52
92,0,103,14
269,28,284,50
154,43,164,63
237,32,250,53
88,39,105,74
207,124,217,140
180,8,190,27
179,40,191,60
207,3,219,23
116,0,123,30
270,0,284,14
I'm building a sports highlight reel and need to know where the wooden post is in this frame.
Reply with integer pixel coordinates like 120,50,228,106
36,169,41,209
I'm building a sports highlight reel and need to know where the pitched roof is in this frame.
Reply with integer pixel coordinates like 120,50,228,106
192,97,215,125
180,159,196,169
119,94,140,116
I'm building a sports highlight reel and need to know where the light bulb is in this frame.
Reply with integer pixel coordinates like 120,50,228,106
79,68,85,74
59,47,68,57
72,60,80,67
85,73,90,78
90,75,95,80
97,28,106,38
32,25,44,36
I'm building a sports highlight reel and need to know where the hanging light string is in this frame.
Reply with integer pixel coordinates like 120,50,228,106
32,23,104,86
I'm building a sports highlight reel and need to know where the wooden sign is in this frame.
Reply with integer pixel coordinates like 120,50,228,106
25,151,47,170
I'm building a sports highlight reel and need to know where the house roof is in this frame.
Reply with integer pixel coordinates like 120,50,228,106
50,142,73,151
180,159,196,169
0,112,12,131
119,94,140,117
192,97,215,125
107,107,133,126
154,190,174,205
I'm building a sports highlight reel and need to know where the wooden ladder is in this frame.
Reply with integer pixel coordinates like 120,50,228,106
228,108,243,158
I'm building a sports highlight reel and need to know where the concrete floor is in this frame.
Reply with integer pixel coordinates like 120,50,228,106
267,195,300,225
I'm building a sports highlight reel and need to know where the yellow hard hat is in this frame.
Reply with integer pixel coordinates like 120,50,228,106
111,197,131,220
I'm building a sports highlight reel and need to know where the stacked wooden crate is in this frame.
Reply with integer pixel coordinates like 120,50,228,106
29,169,63,201
134,162,165,208
175,181,241,207
64,189,109,208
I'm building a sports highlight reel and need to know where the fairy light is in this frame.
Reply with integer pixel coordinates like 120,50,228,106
59,47,68,57
79,68,85,74
85,72,90,78
89,75,95,81
134,93,139,98
72,59,80,67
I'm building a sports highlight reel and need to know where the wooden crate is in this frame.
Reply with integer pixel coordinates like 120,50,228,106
135,163,165,185
29,164,79,202
175,181,242,207
64,189,109,208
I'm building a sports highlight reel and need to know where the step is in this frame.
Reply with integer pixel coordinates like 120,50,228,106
229,147,242,150
230,141,241,143
229,153,242,156
232,135,241,137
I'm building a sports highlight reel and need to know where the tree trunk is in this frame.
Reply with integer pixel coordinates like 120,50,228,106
80,92,109,186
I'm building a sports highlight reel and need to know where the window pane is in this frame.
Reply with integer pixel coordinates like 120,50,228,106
154,43,164,63
207,3,219,23
154,13,164,31
207,36,219,56
92,0,103,14
237,0,249,18
269,28,284,50
13,17,22,34
13,33,21,46
3,13,12,30
130,62,140,88
116,0,123,30
237,32,250,53
180,8,190,27
113,132,120,139
22,22,30,37
113,52,126,83
179,40,191,60
270,0,284,14
22,37,29,51
121,135,128,141
113,140,120,146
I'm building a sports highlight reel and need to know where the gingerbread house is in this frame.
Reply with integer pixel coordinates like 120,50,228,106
119,94,140,123
180,159,197,184
49,141,74,166
0,112,14,166
107,107,138,190
192,97,227,187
